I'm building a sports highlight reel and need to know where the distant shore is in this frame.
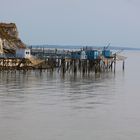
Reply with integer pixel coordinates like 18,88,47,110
28,44,140,51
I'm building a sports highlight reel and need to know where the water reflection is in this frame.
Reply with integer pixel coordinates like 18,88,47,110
0,70,117,110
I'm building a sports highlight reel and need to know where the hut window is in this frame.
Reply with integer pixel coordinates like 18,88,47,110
26,51,29,54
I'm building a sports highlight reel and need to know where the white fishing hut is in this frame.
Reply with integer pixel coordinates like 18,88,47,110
16,48,31,58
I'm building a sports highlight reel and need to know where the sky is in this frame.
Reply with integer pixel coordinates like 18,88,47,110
0,0,140,48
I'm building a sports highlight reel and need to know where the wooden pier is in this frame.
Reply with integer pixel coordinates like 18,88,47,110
0,47,126,75
57,57,117,75
28,46,124,74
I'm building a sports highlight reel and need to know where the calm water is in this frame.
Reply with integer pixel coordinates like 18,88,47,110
0,51,140,140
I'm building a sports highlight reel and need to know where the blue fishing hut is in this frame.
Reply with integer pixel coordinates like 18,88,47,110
86,50,99,60
102,49,111,58
71,49,99,60
71,51,81,59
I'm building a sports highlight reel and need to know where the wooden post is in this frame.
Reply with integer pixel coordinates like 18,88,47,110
122,60,125,71
73,59,77,74
61,58,65,74
110,61,113,71
114,54,116,73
